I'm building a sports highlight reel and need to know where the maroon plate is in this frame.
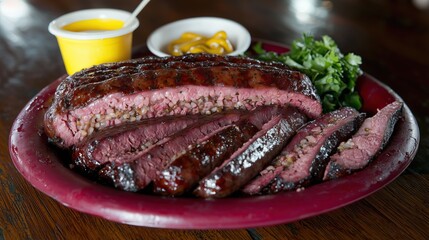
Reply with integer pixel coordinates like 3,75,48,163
9,41,420,229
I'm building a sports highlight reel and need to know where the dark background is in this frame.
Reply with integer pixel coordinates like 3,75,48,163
0,0,428,239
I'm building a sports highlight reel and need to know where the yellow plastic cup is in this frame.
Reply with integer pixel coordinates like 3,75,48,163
48,9,139,75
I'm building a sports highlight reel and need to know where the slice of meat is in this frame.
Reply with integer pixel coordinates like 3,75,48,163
98,106,288,192
152,121,259,196
323,101,403,180
194,108,307,198
44,54,321,148
243,107,365,195
71,115,200,174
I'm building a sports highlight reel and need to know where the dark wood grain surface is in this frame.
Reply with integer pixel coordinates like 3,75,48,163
1,0,428,239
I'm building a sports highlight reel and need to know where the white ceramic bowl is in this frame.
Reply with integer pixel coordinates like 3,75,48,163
147,17,251,57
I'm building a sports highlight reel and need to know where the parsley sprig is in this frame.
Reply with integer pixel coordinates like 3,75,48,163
252,34,363,112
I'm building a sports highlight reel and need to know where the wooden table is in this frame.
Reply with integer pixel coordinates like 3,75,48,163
1,0,428,239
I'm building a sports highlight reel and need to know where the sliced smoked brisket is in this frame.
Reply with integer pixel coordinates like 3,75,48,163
243,107,365,195
194,107,307,198
323,101,403,180
152,121,259,196
44,54,321,148
98,106,293,192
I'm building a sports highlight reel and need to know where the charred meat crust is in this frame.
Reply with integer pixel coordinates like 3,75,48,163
67,53,291,89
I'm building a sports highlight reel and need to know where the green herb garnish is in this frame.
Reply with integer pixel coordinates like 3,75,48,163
252,34,363,112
